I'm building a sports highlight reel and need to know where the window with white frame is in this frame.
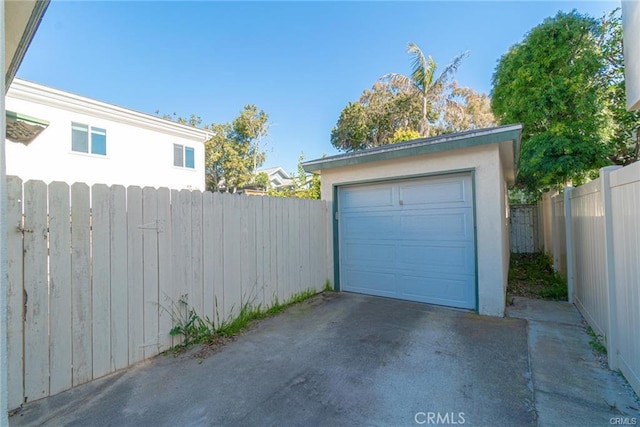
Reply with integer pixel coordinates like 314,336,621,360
174,144,195,168
71,122,107,155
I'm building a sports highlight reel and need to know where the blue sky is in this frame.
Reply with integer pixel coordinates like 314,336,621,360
18,1,618,174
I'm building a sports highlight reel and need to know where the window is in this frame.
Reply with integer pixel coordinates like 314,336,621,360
174,144,195,169
185,147,195,168
71,122,107,155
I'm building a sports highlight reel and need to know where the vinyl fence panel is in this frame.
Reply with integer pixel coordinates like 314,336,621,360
538,162,640,395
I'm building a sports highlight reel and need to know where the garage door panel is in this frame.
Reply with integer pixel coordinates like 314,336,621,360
344,269,397,297
401,275,475,309
397,243,474,274
399,211,472,240
342,214,397,239
343,242,395,266
340,185,394,211
339,173,476,310
399,179,468,207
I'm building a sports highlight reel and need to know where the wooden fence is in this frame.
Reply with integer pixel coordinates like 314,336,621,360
5,177,328,408
509,204,541,253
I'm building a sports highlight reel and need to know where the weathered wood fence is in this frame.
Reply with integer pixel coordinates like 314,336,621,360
5,177,328,408
538,163,640,396
509,204,541,253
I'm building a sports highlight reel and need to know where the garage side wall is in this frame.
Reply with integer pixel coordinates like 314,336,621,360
319,144,508,317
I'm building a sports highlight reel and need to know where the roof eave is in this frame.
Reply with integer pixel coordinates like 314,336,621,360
303,125,523,174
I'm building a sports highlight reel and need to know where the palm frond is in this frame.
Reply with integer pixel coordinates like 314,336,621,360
381,72,421,95
407,42,437,91
433,50,470,90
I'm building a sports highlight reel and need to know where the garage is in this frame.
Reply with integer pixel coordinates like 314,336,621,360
303,124,521,316
338,173,476,309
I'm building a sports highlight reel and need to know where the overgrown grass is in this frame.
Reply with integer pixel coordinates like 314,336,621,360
508,253,568,301
166,288,318,350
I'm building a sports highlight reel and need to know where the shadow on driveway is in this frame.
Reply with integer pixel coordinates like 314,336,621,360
12,293,535,426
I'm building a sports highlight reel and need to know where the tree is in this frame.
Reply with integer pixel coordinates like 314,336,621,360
384,42,468,137
331,80,421,151
599,9,640,165
268,153,321,200
443,83,496,133
206,105,269,192
491,11,612,193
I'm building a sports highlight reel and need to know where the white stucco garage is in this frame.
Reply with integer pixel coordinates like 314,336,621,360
303,124,522,317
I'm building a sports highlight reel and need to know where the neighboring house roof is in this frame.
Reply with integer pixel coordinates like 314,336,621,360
302,124,522,185
257,166,294,188
6,78,212,142
4,0,50,89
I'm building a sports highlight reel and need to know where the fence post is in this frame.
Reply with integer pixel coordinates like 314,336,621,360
551,192,560,271
563,187,574,304
601,166,621,370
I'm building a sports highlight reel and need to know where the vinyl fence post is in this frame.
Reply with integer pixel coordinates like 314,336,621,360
601,166,621,370
563,187,574,304
551,192,560,272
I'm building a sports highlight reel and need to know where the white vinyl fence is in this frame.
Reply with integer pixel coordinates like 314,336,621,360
539,163,640,396
5,177,328,408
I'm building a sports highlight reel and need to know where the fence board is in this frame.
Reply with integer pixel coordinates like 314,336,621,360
91,185,111,379
211,192,224,326
276,198,286,303
289,199,300,300
267,197,278,306
300,199,311,290
191,191,204,317
109,185,128,370
49,182,72,395
142,188,159,358
262,197,273,307
71,183,91,387
127,186,144,364
157,188,173,351
255,197,265,309
179,190,192,316
170,189,182,346
202,192,215,323
6,176,24,409
222,194,241,320
23,181,50,401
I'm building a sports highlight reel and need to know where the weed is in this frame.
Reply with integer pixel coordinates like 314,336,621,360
164,295,216,347
508,253,568,301
164,288,318,351
323,280,333,292
586,325,608,356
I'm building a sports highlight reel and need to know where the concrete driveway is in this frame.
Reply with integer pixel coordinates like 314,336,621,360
9,293,638,426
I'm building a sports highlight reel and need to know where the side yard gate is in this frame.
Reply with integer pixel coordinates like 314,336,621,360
509,204,541,253
5,177,328,408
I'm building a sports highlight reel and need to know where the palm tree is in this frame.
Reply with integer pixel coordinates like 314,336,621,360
383,43,468,137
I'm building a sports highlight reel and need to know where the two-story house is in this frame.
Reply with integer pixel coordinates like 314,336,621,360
5,78,211,190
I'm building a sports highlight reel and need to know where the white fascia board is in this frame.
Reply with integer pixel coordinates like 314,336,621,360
7,79,212,142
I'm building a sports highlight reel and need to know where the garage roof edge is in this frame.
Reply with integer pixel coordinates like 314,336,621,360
303,124,522,173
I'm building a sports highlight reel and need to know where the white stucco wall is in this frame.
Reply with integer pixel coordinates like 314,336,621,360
622,0,640,111
319,143,510,317
5,80,208,190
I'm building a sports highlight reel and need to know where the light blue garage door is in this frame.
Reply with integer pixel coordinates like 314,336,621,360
338,173,476,309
